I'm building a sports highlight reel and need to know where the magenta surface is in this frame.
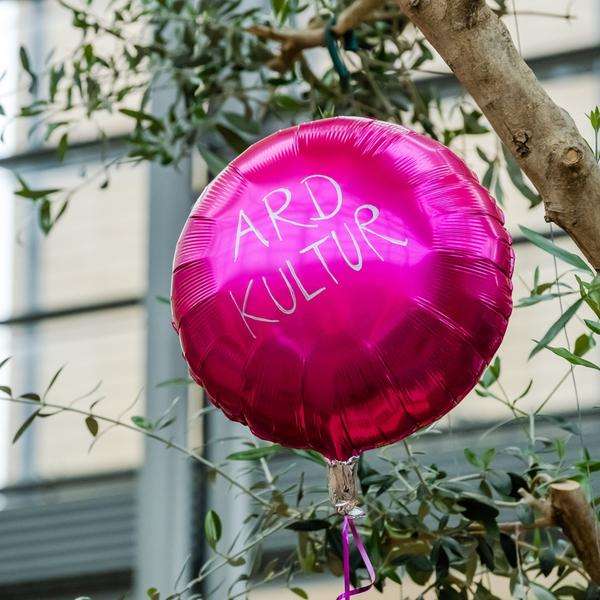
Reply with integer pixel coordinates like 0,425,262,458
172,117,514,460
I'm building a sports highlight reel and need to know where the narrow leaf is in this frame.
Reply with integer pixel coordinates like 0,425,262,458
131,415,154,431
85,415,99,437
545,344,600,370
204,509,222,549
529,298,583,358
227,444,282,461
13,410,40,443
198,146,228,178
43,364,65,399
519,226,592,273
585,319,600,334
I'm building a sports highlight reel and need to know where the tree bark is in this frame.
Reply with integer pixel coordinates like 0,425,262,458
550,480,600,584
395,0,600,269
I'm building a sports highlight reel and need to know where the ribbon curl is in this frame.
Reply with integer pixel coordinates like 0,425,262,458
336,515,376,600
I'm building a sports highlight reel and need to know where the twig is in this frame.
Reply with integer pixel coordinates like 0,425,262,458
2,395,271,508
248,0,388,71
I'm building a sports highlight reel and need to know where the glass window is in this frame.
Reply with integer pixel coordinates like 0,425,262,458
1,305,145,485
452,237,600,425
446,73,600,236
0,147,148,487
0,0,138,158
1,159,148,319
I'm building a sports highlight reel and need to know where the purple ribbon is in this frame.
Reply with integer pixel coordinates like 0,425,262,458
336,515,376,600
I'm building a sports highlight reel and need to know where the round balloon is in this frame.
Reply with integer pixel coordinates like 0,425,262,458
171,117,514,461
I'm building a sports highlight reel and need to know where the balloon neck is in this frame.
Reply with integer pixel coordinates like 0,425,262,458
327,456,364,517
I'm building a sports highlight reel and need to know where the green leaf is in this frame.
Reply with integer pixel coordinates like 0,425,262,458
273,94,303,111
499,532,517,568
481,163,494,190
85,415,99,437
272,0,290,21
0,356,11,371
475,537,494,570
530,583,557,600
539,547,556,576
493,176,504,206
13,409,40,443
545,344,600,370
146,587,159,600
517,293,566,307
286,519,330,531
291,448,326,466
198,146,228,178
0,385,11,396
589,107,600,131
476,146,492,163
43,364,65,399
119,108,163,128
585,319,600,334
502,146,541,207
487,470,512,496
14,181,61,201
457,494,499,524
49,64,65,102
57,132,69,161
223,111,260,135
156,377,193,388
574,333,595,357
578,274,600,317
481,447,495,468
157,417,176,430
204,509,222,549
480,356,500,388
226,444,282,461
38,199,52,234
529,298,583,358
19,45,37,93
405,555,433,585
464,448,481,467
290,587,308,599
20,392,41,402
131,415,155,431
516,503,534,526
215,124,248,154
519,226,592,273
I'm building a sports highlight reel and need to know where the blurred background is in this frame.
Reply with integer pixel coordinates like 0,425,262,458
0,0,600,598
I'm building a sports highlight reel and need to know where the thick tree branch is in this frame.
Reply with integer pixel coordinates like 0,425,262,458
550,481,600,584
248,0,388,71
396,0,600,269
250,0,600,267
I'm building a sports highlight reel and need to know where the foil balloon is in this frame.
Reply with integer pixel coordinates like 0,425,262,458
171,116,514,461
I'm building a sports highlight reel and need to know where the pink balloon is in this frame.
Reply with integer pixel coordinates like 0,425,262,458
172,117,514,460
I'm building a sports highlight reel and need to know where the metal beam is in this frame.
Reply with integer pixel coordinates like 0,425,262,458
134,129,194,597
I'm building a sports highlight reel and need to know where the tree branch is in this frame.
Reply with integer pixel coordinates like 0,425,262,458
550,480,600,584
396,0,600,269
248,0,389,71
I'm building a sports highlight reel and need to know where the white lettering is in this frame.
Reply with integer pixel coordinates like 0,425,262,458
331,223,363,272
301,174,343,221
354,204,408,260
234,209,269,262
229,279,279,339
286,259,326,301
262,269,297,315
263,187,317,241
300,235,338,285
